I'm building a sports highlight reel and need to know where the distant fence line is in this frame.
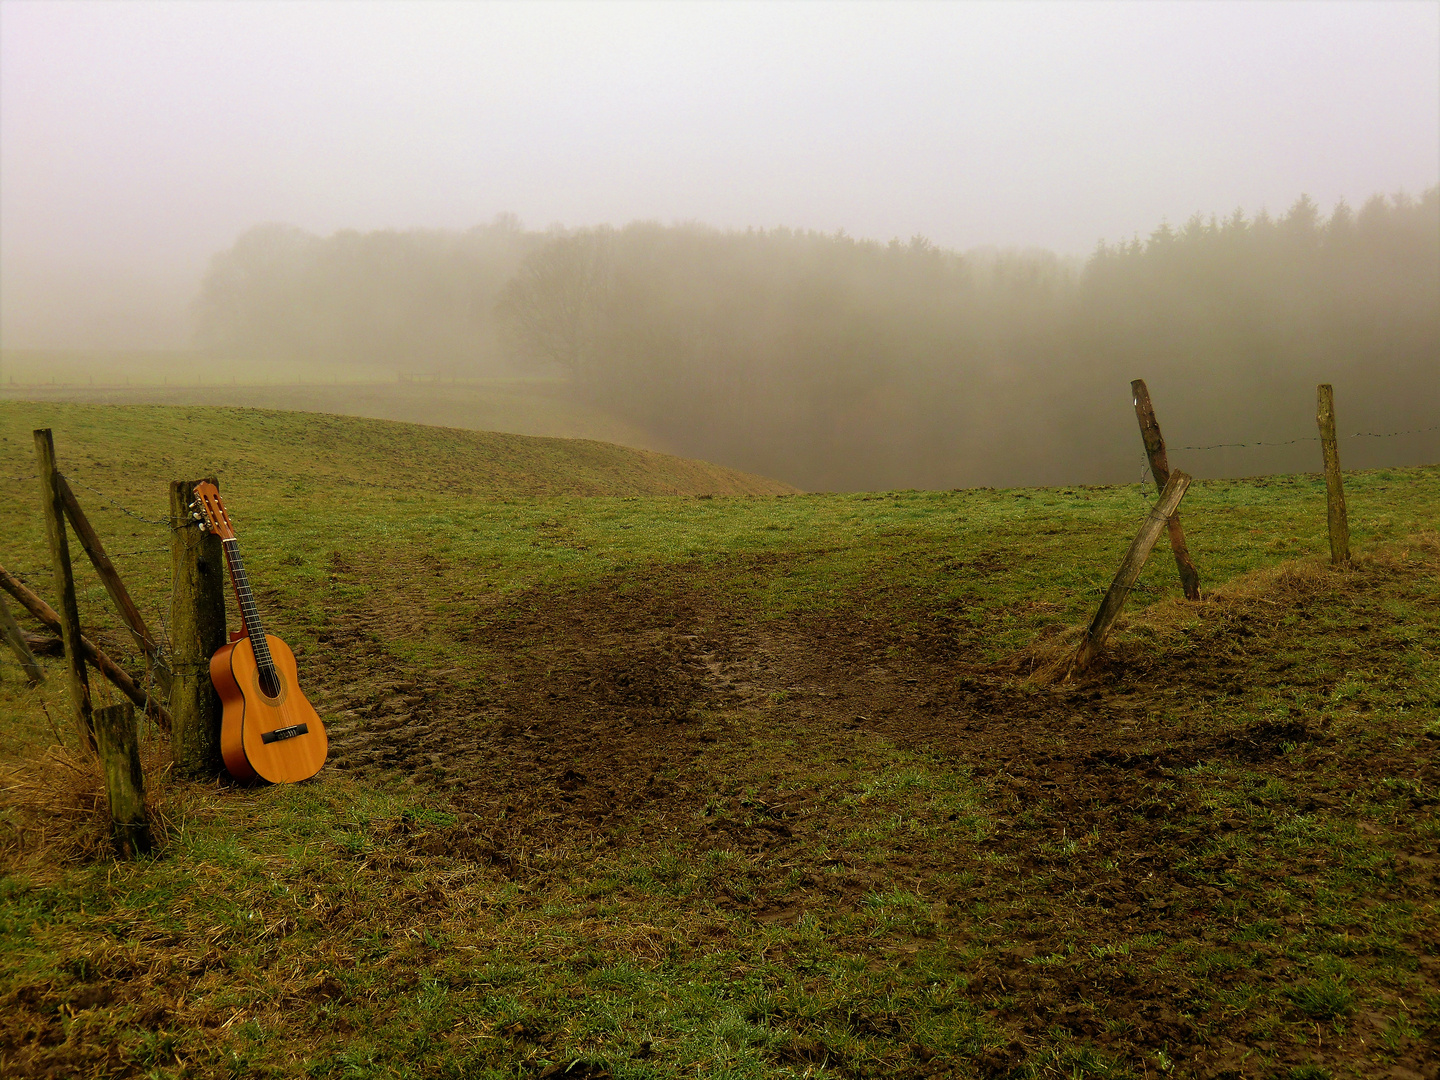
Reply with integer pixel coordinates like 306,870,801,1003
1171,422,1440,452
1135,421,1440,494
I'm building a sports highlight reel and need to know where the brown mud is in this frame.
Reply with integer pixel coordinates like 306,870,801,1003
300,541,1440,1078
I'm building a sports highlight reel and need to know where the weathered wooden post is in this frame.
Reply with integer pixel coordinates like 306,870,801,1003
1316,384,1350,566
33,429,94,748
0,592,44,686
169,478,227,778
1131,380,1201,600
1069,471,1192,677
94,702,152,857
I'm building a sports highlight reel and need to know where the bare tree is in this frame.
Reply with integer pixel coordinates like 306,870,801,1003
496,228,613,375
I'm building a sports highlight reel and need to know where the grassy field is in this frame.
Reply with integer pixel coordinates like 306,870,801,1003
0,402,1437,1079
0,351,667,452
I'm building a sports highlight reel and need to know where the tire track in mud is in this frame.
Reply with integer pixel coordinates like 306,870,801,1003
305,555,791,845
289,543,1438,1078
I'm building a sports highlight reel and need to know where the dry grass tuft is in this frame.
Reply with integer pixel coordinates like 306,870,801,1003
1010,533,1440,686
0,731,178,872
1003,624,1085,683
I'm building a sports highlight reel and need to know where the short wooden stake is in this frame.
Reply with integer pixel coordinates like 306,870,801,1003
0,591,45,686
169,478,227,779
1131,380,1201,600
93,702,152,858
33,429,93,749
59,475,172,698
1316,384,1350,566
1070,471,1192,676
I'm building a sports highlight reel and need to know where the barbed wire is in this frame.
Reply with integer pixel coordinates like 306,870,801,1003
1173,422,1440,452
1135,420,1439,496
66,478,173,528
1174,436,1314,451
1,471,184,528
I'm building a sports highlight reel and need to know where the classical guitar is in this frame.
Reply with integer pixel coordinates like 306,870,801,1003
191,482,327,783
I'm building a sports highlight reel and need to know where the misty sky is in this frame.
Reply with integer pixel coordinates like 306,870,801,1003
2,0,1437,350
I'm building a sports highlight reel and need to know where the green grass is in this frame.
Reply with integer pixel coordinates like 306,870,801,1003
1,351,669,451
0,402,1437,1079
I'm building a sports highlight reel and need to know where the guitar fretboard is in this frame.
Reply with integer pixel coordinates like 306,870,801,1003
222,538,277,679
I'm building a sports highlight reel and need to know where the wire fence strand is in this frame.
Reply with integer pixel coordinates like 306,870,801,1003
1173,422,1440,452
65,479,173,528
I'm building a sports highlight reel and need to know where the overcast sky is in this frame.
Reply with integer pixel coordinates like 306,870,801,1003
2,0,1437,349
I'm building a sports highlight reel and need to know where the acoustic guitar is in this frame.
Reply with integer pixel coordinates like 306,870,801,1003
191,482,327,783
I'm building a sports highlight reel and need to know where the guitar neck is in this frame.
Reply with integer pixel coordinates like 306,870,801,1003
221,538,276,672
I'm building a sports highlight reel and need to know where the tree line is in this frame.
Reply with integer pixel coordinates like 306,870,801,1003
193,189,1438,489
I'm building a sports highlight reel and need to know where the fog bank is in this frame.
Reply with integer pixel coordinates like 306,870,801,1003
3,1,1436,351
184,189,1438,490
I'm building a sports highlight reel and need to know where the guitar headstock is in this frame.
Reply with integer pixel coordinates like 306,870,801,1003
190,481,237,540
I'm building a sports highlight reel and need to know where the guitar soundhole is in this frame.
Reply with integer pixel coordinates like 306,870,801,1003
258,667,282,698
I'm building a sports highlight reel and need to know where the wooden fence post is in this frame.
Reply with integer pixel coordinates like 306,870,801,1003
33,429,94,749
1316,384,1350,566
169,478,227,779
0,591,45,686
93,702,152,858
1131,380,1201,600
1069,471,1192,676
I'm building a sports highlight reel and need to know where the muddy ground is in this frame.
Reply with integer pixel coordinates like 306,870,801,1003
294,542,1440,1079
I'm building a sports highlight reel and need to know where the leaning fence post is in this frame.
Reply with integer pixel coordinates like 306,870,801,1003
1131,380,1201,600
94,702,152,857
1316,384,1350,566
33,428,94,749
169,478,227,778
1069,471,1192,677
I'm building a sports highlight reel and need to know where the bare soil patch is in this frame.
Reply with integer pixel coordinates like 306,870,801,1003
294,539,1440,1078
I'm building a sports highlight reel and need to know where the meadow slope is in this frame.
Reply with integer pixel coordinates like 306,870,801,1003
0,356,670,456
0,404,1436,1080
0,402,795,500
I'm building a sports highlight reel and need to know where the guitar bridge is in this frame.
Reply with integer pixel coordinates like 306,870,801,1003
261,723,309,744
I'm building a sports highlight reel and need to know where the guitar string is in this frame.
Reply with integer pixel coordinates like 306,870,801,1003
223,540,279,680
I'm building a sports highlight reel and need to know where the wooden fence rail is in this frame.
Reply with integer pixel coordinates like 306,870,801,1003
0,591,45,685
59,475,172,697
0,562,171,727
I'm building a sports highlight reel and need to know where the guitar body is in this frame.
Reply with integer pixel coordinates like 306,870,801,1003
192,480,327,785
212,633,327,783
